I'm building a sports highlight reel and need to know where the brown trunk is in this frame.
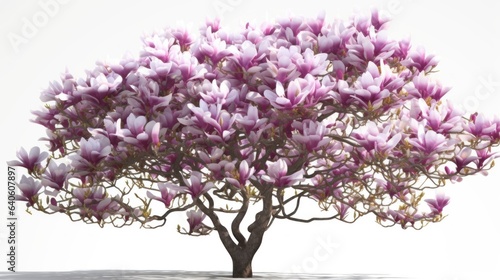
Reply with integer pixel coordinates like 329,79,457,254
229,187,273,278
231,251,254,278
228,217,266,278
196,186,273,278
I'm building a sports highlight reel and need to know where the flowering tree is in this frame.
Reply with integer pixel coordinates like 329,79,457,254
9,10,500,278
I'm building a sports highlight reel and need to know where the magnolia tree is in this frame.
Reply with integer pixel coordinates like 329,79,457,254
9,10,500,278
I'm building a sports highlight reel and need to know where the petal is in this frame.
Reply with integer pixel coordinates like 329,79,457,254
152,122,160,141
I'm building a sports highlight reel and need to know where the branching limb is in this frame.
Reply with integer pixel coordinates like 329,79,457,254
195,194,237,253
231,191,249,247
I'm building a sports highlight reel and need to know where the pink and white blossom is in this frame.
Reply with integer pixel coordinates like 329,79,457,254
264,75,314,109
17,175,42,206
8,147,48,173
261,159,304,188
425,194,450,214
186,209,206,234
147,182,179,208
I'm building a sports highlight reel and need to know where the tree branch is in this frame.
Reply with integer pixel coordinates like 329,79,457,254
196,194,237,253
231,191,249,247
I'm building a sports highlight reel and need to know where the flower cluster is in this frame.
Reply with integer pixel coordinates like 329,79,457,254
9,10,500,232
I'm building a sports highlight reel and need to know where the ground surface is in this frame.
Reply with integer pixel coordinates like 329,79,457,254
0,271,413,280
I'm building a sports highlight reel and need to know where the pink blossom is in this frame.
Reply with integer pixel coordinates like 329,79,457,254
41,161,71,191
412,99,463,133
475,148,498,170
141,35,179,62
292,120,330,152
236,105,268,134
261,159,303,188
402,46,439,73
333,201,350,220
394,37,411,59
353,121,402,156
266,46,301,83
226,160,255,188
405,73,450,101
177,171,214,198
186,209,206,234
69,136,111,173
264,75,314,109
425,194,450,214
295,48,329,77
147,183,179,208
72,187,106,206
16,175,42,206
453,148,479,173
407,124,451,154
8,147,48,173
346,30,396,68
466,113,499,140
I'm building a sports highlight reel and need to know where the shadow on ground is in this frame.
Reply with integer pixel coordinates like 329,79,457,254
0,270,414,280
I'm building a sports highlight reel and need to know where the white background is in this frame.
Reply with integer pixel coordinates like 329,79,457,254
1,1,500,279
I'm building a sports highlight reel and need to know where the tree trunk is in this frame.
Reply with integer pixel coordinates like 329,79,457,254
229,188,273,278
231,252,253,278
228,219,266,278
196,186,273,278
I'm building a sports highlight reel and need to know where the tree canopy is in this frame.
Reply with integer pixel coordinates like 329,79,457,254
10,10,500,245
